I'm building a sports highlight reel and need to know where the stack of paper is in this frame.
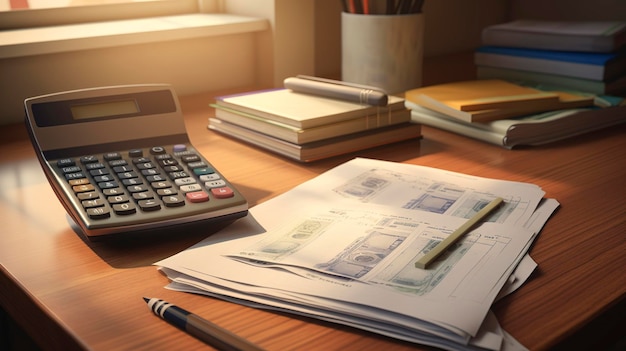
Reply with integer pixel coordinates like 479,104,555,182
156,158,559,351
209,89,422,162
404,79,626,148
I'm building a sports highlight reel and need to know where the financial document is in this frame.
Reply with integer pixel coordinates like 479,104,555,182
156,158,559,351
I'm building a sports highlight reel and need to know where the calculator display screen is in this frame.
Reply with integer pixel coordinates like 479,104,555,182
31,90,176,127
71,99,139,120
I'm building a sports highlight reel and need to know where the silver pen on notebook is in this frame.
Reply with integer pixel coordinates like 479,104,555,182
284,75,389,106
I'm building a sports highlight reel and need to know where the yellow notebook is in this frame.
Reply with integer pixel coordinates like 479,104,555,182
405,79,594,122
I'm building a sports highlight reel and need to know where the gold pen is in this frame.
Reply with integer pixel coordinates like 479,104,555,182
415,197,504,269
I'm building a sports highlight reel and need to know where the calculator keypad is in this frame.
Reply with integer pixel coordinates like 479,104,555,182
53,144,242,223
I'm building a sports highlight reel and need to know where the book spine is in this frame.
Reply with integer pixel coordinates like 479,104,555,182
474,52,607,81
475,66,607,95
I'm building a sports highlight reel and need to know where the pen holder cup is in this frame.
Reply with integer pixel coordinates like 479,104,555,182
342,12,424,95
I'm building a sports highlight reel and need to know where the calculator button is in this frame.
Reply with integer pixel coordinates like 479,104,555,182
62,166,82,173
169,171,188,180
180,184,202,193
164,165,183,173
181,154,200,163
129,149,143,158
163,195,185,207
113,165,133,173
127,184,148,193
199,174,221,182
109,159,128,167
69,178,90,186
113,203,136,215
94,175,114,183
80,155,99,164
118,171,139,179
57,158,75,167
175,177,196,186
186,191,209,203
98,181,119,189
141,169,159,176
77,191,99,200
108,194,130,204
87,207,110,219
173,144,186,152
65,172,86,180
157,188,177,196
89,168,109,176
193,167,214,176
210,187,234,199
133,157,151,164
146,174,166,182
82,199,105,208
155,154,172,161
205,180,226,188
103,187,124,196
150,146,165,155
85,163,105,170
158,158,178,167
133,191,155,201
122,178,143,186
73,184,95,193
136,162,155,170
151,181,172,190
103,152,121,161
187,161,207,169
138,199,161,211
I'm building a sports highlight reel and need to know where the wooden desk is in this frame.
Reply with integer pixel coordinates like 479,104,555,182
1,79,625,350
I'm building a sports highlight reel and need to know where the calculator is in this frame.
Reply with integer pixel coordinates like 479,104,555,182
24,84,248,239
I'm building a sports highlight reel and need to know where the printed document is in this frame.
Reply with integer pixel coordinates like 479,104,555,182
156,158,559,351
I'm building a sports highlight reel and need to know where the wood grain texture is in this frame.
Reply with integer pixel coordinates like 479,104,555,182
1,54,624,351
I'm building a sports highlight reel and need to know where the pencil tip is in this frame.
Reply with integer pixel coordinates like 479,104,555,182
143,297,150,303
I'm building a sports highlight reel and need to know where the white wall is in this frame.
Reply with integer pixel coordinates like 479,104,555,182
0,32,263,124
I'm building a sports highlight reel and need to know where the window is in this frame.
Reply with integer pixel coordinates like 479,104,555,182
0,0,207,30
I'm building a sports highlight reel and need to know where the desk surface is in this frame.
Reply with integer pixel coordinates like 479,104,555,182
1,64,625,350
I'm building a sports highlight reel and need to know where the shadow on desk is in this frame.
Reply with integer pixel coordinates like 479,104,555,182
550,298,626,351
61,183,270,269
71,218,234,269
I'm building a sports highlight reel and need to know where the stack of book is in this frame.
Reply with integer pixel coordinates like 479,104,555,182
475,20,626,96
404,79,626,148
209,88,421,162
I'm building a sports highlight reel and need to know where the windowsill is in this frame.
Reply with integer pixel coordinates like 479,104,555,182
0,13,269,59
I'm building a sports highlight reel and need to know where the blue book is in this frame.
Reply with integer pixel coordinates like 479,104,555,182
475,46,626,81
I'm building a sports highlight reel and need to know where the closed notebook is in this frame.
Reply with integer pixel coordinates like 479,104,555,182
212,104,411,144
481,20,626,53
474,46,626,81
407,101,626,148
476,66,626,96
209,118,422,162
406,79,560,112
405,79,594,122
214,89,406,129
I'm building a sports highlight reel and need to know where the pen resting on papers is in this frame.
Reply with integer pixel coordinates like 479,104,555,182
415,197,504,269
284,75,389,106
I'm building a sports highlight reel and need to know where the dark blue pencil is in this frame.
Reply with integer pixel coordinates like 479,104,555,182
144,297,264,351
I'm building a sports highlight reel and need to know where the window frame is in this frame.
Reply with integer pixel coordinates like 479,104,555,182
0,0,207,30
